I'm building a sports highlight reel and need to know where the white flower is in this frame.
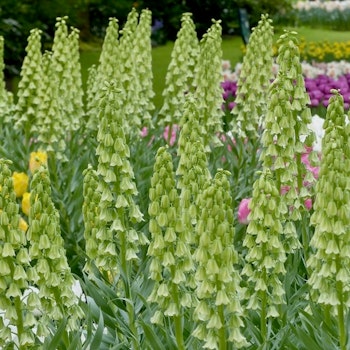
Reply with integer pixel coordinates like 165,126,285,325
309,114,325,152
222,60,231,71
294,1,350,12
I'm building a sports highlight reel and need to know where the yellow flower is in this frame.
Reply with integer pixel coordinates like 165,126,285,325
22,192,31,216
29,151,48,174
18,217,28,232
12,172,29,198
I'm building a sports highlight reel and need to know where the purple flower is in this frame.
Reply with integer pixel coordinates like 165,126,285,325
152,19,163,32
223,90,233,100
228,102,236,110
310,98,320,107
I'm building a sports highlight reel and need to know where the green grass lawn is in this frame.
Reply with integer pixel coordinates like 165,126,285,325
77,26,350,111
280,26,350,42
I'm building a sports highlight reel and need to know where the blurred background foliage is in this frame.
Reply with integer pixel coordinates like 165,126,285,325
0,0,295,79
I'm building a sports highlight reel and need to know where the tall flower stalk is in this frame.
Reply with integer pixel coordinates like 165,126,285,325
231,14,274,141
0,36,13,126
132,9,154,128
193,170,248,350
85,64,97,132
267,30,316,192
86,17,119,131
147,146,191,350
93,80,147,348
27,165,83,334
117,8,140,134
0,159,36,348
36,49,64,157
308,90,350,350
65,27,85,132
159,12,199,127
36,17,81,159
95,80,146,273
260,30,316,254
82,165,103,275
242,169,287,342
14,29,43,145
176,96,211,249
193,20,224,150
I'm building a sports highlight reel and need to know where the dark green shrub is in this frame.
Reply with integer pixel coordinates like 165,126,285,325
238,0,295,27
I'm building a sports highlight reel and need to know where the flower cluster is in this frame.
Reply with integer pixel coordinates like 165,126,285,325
295,0,350,12
193,170,248,349
222,60,350,114
231,14,274,140
6,151,48,232
159,12,199,126
0,159,36,347
299,40,350,62
147,146,192,325
306,73,350,109
20,151,48,220
242,169,287,318
238,143,321,225
277,1,350,31
307,91,350,350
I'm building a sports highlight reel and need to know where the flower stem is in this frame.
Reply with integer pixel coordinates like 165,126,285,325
301,212,309,267
337,298,346,350
218,304,227,350
169,263,185,350
174,314,185,350
297,161,304,193
260,290,268,342
14,296,24,349
119,225,140,350
171,283,185,350
336,257,346,350
260,268,268,343
323,304,332,329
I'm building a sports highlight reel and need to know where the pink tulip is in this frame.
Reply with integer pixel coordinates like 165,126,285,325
140,126,148,137
140,126,155,146
217,132,237,152
163,125,179,146
301,149,320,179
238,198,252,224
280,185,290,195
304,198,313,211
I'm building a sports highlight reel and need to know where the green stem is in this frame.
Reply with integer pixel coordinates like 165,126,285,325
174,315,185,350
218,304,227,350
126,300,139,350
260,290,267,342
296,140,310,264
24,122,31,151
171,282,185,350
323,304,332,329
119,216,139,350
167,124,173,145
336,257,346,350
337,297,346,350
53,288,69,346
295,147,303,193
260,268,268,343
9,259,25,349
48,151,59,190
301,212,309,268
14,296,24,349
